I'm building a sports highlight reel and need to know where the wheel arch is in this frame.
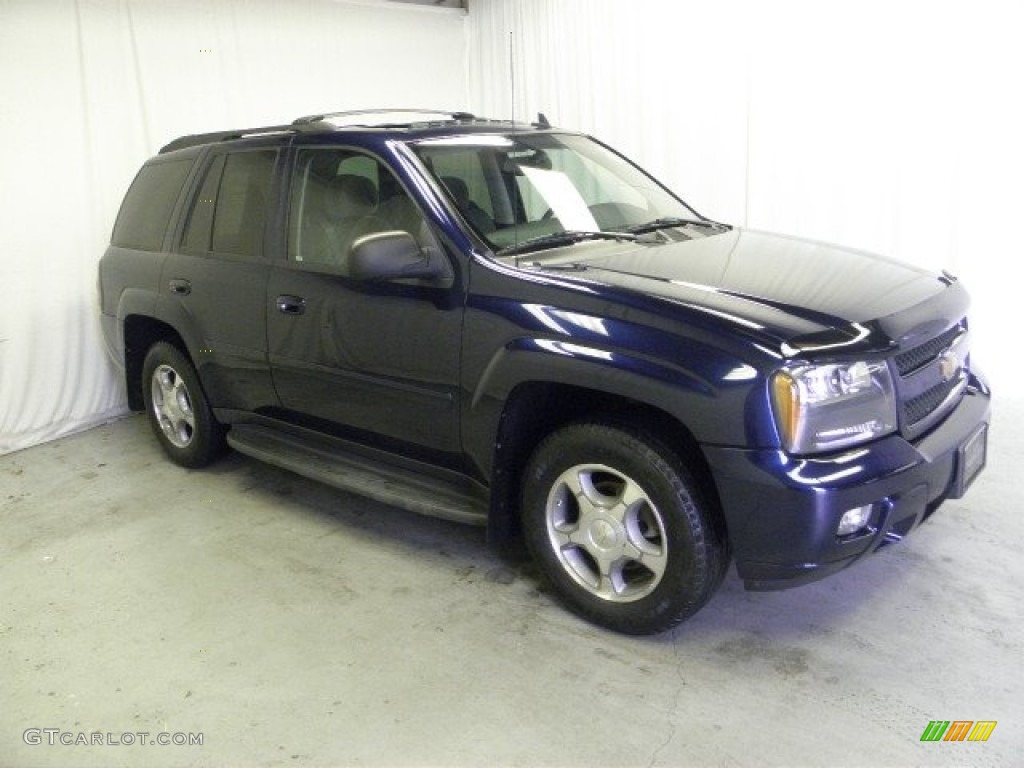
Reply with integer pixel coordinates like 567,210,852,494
122,315,191,411
486,379,728,552
118,284,208,411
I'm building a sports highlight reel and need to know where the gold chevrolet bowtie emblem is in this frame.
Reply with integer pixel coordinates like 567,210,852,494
938,349,960,382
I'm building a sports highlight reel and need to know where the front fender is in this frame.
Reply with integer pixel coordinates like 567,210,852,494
462,333,773,480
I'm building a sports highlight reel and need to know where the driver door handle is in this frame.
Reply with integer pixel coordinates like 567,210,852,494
275,295,306,315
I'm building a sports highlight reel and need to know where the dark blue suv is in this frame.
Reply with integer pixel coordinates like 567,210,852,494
98,109,991,634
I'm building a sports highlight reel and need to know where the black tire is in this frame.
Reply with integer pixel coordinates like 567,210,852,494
141,341,225,468
521,422,727,635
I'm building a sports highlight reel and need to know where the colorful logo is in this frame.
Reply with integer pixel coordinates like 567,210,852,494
920,721,997,742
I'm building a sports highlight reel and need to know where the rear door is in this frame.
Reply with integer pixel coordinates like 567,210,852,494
265,145,463,455
160,141,282,412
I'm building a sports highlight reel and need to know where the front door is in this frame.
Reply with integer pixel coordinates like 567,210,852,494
266,146,463,455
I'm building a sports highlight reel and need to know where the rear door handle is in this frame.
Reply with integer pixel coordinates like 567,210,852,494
169,279,191,296
275,295,306,315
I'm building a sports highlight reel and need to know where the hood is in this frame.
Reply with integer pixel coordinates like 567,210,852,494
530,227,965,351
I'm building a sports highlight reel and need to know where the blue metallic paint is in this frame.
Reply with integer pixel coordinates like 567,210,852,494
99,122,992,592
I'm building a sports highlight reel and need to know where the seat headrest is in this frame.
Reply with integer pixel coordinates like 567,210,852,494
331,174,377,215
441,176,470,206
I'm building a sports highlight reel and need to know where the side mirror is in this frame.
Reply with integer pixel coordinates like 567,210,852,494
348,231,446,281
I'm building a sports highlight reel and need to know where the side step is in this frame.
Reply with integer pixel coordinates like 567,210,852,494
226,424,488,526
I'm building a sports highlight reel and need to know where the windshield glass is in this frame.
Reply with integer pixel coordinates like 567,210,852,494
412,132,702,255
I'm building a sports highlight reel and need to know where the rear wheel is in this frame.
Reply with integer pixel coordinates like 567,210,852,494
521,422,727,634
141,342,225,468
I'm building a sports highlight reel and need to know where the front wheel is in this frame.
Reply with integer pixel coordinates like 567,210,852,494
521,423,727,634
141,341,225,468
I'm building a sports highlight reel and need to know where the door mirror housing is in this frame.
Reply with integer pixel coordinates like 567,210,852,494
348,231,446,281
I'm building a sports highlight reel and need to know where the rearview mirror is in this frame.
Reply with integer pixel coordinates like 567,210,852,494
348,231,446,281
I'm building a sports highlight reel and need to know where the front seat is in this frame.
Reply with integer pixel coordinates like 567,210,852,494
327,174,385,266
441,176,496,234
301,173,384,266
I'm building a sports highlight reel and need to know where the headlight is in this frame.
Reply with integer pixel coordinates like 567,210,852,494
771,360,897,454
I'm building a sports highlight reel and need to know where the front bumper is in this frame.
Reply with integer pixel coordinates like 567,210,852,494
703,371,991,590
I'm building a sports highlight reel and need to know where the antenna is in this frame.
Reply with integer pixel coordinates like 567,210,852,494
509,32,515,123
509,31,520,266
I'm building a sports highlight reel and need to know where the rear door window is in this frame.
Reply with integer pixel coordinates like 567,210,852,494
181,155,225,254
180,149,277,258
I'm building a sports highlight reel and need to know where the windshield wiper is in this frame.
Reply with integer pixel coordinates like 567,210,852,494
528,261,589,271
497,230,636,258
624,217,729,235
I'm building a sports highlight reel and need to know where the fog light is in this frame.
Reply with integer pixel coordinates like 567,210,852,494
837,504,873,536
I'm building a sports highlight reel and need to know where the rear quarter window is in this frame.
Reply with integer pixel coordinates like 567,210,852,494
111,158,193,251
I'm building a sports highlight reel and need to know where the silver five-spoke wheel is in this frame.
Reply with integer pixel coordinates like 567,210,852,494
522,422,727,634
546,463,667,602
141,342,225,468
150,364,195,448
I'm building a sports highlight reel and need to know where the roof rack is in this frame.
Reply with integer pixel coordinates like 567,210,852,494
159,108,480,154
292,108,477,125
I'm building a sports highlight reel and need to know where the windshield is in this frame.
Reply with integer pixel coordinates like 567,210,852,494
412,132,704,255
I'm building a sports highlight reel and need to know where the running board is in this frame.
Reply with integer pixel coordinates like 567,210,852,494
226,424,488,526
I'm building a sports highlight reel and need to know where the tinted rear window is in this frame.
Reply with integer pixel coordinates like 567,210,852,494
179,150,277,258
211,151,276,257
111,158,193,250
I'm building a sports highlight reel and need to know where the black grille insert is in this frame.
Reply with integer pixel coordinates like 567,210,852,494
904,377,961,426
895,324,963,376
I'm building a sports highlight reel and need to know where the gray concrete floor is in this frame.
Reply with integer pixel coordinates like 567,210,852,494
2,402,1021,768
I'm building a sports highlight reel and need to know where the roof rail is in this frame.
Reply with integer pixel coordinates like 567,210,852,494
159,122,314,154
292,108,476,126
159,109,481,154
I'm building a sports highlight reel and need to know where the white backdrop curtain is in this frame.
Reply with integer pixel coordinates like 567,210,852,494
0,0,468,455
467,0,1024,388
3,0,1020,456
